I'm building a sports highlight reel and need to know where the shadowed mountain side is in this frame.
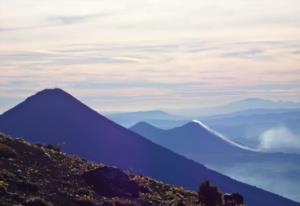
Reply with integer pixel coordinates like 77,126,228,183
0,88,299,206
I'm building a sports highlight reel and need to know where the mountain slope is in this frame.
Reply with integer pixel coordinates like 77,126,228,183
131,121,300,202
131,120,257,158
0,133,200,206
0,88,299,206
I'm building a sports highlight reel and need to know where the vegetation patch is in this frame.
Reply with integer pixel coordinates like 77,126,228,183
0,143,17,158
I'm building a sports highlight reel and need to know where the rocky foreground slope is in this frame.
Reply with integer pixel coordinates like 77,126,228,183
0,133,203,206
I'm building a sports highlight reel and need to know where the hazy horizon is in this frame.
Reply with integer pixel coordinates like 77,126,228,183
1,88,300,114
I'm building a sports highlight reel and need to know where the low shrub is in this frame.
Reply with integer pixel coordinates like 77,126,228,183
0,143,17,158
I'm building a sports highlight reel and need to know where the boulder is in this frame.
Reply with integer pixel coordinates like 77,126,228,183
82,166,139,198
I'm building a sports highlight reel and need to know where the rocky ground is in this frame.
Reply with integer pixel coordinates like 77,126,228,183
0,133,199,206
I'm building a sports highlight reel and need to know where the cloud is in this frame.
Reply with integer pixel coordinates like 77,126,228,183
0,13,108,32
259,126,300,154
47,13,107,25
0,50,141,66
222,49,266,59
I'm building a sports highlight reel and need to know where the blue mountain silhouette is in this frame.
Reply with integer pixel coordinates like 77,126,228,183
0,88,299,206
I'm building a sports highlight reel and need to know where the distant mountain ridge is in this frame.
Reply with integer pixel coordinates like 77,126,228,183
171,98,300,117
108,110,176,119
201,109,300,148
130,120,257,159
131,121,300,202
107,110,188,128
0,88,299,206
105,98,300,128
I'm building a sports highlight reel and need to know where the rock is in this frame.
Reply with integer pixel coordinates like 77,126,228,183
16,180,39,193
76,188,93,196
82,166,139,198
44,144,61,152
224,193,244,206
75,199,98,206
0,182,8,197
24,197,52,206
0,143,17,158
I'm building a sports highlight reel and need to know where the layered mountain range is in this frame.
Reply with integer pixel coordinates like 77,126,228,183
0,88,299,206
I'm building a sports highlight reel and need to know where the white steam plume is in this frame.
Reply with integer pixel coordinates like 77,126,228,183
259,126,300,154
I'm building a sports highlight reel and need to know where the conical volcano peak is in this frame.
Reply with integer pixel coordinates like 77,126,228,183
27,88,73,101
36,88,68,95
19,88,83,110
180,120,208,131
0,87,100,124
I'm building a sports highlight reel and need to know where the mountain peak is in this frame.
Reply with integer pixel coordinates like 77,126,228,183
0,88,104,128
181,120,207,130
185,120,258,151
132,121,153,128
29,88,71,99
37,88,67,94
131,121,161,130
22,88,83,106
21,88,75,106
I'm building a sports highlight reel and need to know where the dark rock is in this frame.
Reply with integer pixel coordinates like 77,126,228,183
0,188,7,197
0,143,17,158
75,199,98,206
44,144,61,152
7,192,25,203
16,180,39,193
24,197,52,206
177,202,185,206
224,193,244,206
102,202,113,206
138,184,150,193
82,166,139,198
76,188,92,196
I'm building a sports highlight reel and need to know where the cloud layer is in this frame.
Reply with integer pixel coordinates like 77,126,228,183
1,0,300,112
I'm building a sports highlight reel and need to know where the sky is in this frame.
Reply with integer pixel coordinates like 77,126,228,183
1,0,300,113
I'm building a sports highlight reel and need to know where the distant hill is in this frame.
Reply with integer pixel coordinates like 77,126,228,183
0,88,298,206
171,98,300,117
131,121,257,157
131,121,300,202
205,108,300,118
107,110,188,128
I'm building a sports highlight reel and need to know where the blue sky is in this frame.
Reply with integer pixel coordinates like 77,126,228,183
1,0,300,112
